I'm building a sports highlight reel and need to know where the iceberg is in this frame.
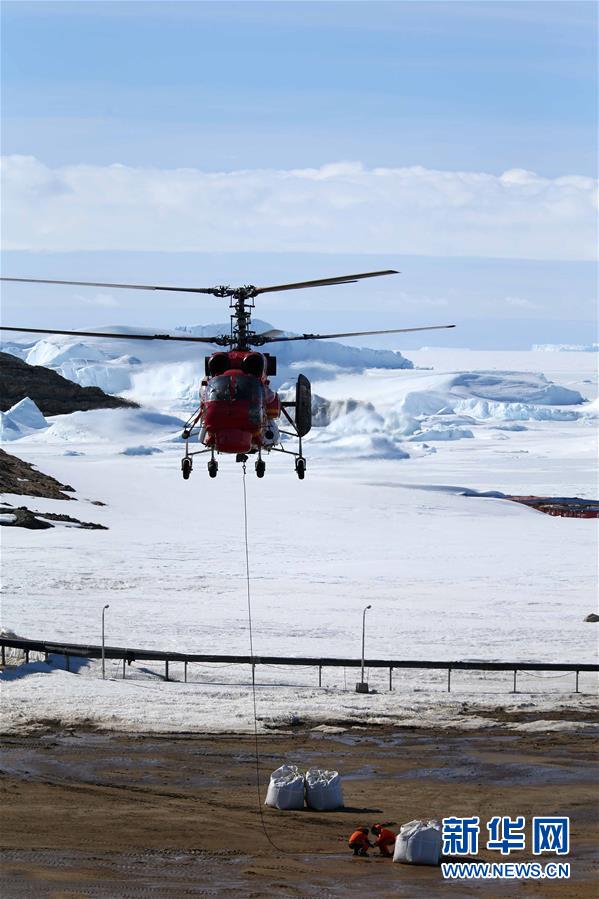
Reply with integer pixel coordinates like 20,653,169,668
26,340,107,367
0,398,48,442
6,398,48,431
7,323,414,409
306,368,585,455
408,425,474,442
121,446,164,456
532,343,598,352
0,413,22,441
447,371,583,406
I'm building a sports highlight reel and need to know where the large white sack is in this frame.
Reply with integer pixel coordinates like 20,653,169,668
264,765,305,810
393,819,442,865
305,767,344,811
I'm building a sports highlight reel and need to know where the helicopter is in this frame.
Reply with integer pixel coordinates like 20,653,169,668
0,270,455,479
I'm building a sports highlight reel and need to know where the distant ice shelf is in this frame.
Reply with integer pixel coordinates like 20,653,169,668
532,343,598,352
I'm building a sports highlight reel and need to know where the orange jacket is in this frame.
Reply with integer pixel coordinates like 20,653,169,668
349,830,371,849
374,828,396,847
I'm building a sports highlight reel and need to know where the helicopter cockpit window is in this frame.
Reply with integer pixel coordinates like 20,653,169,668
206,375,231,401
233,375,262,402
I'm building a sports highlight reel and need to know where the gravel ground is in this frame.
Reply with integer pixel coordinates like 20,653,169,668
1,724,597,897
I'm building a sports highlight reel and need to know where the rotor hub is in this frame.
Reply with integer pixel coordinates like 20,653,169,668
211,285,258,300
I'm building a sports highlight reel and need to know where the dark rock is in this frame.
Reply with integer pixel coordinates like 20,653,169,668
0,504,108,530
584,613,599,623
0,449,74,500
0,506,53,529
40,510,108,530
0,351,138,415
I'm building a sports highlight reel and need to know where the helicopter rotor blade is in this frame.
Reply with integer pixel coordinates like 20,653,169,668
0,325,227,344
1,270,399,298
254,270,399,294
0,277,222,295
256,328,285,339
258,324,456,343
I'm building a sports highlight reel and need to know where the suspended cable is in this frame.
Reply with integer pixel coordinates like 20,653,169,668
240,464,341,856
520,670,578,680
241,461,291,853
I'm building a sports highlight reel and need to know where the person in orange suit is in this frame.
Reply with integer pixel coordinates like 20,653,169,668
348,826,372,856
371,823,396,857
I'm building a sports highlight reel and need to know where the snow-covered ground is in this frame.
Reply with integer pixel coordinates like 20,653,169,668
1,340,597,733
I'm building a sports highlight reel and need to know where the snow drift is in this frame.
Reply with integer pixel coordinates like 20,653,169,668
14,407,185,446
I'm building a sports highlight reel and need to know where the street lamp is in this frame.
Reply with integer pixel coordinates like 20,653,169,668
101,604,110,680
356,604,372,693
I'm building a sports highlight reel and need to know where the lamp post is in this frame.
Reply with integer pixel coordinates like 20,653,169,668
356,604,372,693
101,604,109,679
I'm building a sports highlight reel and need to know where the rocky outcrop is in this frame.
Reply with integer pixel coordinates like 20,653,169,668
0,505,107,530
0,449,74,500
0,351,138,415
0,450,108,529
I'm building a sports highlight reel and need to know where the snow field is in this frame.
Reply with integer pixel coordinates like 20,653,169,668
1,345,596,733
2,659,597,736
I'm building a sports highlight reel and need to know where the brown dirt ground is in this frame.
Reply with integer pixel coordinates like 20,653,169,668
1,726,597,898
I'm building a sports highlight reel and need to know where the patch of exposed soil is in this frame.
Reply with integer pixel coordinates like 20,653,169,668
507,495,599,519
473,707,599,725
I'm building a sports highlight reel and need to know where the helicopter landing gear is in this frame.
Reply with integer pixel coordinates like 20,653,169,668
208,459,218,478
295,457,306,480
255,458,266,478
181,457,192,480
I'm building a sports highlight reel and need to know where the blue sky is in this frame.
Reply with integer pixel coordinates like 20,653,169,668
3,1,596,173
1,1,597,347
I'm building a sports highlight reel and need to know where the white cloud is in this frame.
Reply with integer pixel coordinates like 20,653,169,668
1,156,596,261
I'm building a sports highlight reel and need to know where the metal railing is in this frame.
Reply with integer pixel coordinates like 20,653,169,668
2,635,597,693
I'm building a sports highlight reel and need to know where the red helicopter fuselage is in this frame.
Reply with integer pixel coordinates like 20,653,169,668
199,350,281,454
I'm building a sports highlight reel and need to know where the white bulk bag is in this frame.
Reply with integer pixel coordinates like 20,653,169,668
264,765,305,810
393,819,442,865
305,767,344,811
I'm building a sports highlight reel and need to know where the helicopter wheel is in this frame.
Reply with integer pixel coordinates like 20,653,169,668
181,458,192,480
255,459,266,478
208,460,218,478
295,458,306,480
